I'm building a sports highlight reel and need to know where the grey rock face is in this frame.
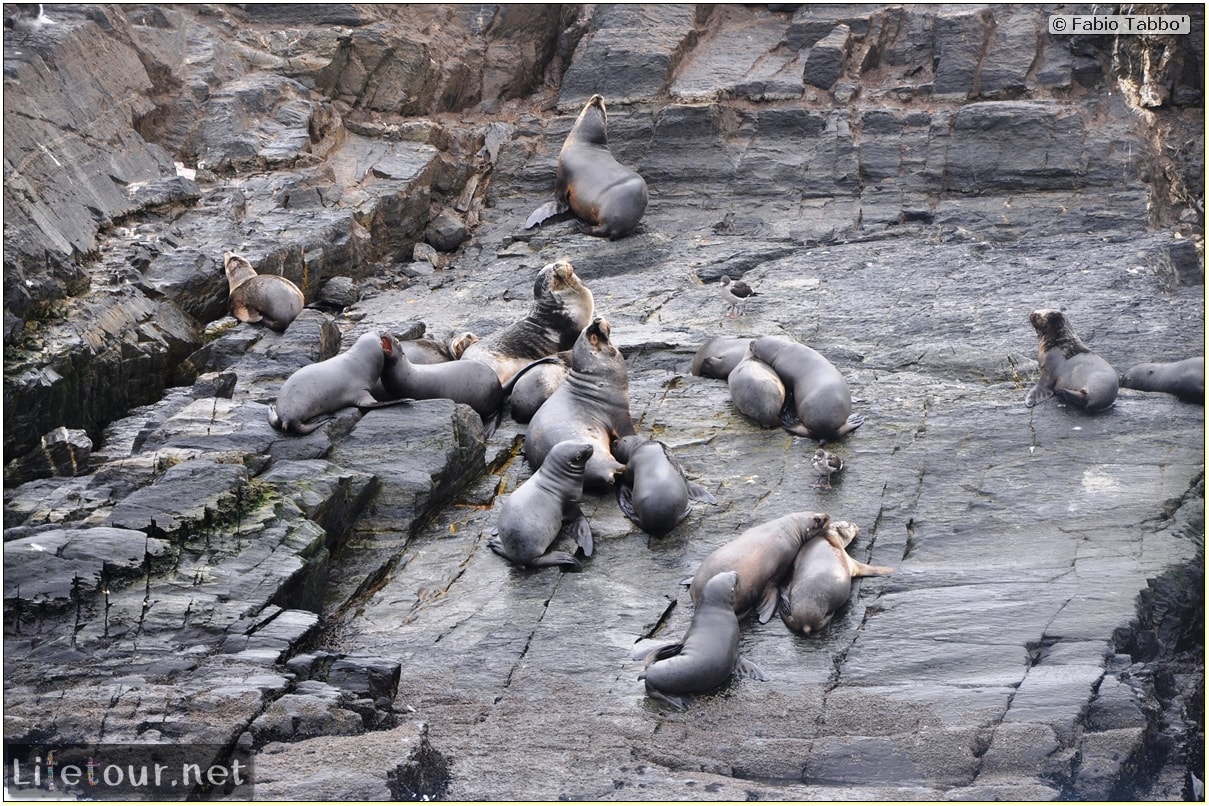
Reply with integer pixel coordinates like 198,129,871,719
2,4,1203,803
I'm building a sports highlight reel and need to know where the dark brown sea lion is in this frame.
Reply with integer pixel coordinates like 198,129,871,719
1024,308,1118,412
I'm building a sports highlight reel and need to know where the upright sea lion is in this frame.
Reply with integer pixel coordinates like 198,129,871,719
633,571,766,709
613,436,717,537
1120,356,1204,404
777,521,895,636
1024,309,1118,412
750,335,864,441
690,336,753,380
524,317,636,489
727,353,786,428
224,251,305,332
489,440,594,570
462,260,594,384
525,94,648,240
268,332,387,435
688,511,831,622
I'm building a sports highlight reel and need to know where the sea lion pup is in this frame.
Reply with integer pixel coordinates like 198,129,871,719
462,260,595,384
688,511,831,623
633,571,767,709
373,332,557,437
508,352,571,424
268,332,389,435
525,94,648,240
777,521,895,636
613,436,717,537
223,251,305,332
1024,309,1119,412
690,336,754,380
728,352,786,428
400,331,479,364
1120,356,1204,404
489,440,594,570
524,317,637,490
750,335,864,440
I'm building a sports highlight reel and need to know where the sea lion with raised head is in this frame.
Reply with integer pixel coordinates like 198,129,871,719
525,94,648,240
489,440,594,570
524,317,636,489
462,260,594,384
633,570,767,709
750,335,864,441
613,436,717,537
688,511,831,622
224,251,305,332
777,521,895,636
1024,308,1118,412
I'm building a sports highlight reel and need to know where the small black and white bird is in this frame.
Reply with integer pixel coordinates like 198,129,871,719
811,449,843,490
4,3,53,32
719,275,758,318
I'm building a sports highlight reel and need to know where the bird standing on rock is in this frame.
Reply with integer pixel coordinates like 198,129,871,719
720,275,758,318
811,449,843,490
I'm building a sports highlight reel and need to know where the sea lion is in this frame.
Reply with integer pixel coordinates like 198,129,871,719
1120,356,1204,404
633,570,766,709
612,436,717,537
525,94,648,240
268,332,387,435
690,336,753,380
223,251,305,332
1024,309,1119,412
489,440,594,570
400,331,479,364
688,510,831,622
375,332,558,436
750,335,864,441
462,260,595,384
508,352,570,424
524,317,636,489
727,353,786,428
777,521,895,636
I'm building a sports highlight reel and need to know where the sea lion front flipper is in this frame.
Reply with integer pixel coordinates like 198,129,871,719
834,412,866,438
644,686,691,710
685,480,717,505
530,551,584,570
734,655,767,681
756,584,781,624
561,511,593,557
1024,381,1053,407
616,482,639,524
631,640,674,662
850,560,896,577
525,200,569,229
779,407,813,438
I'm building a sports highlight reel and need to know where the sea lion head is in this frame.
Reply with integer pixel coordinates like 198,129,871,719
701,570,740,609
222,251,257,287
570,94,609,146
547,439,595,475
532,260,595,349
570,316,625,378
1029,308,1089,357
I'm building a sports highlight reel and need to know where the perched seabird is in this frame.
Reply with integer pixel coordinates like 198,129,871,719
811,449,843,490
720,275,758,318
4,3,54,32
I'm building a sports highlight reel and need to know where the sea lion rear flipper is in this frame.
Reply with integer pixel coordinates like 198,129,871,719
561,512,593,557
631,640,673,662
1024,381,1053,407
685,480,717,505
779,407,813,438
524,200,569,229
645,686,691,710
531,551,584,570
756,584,780,624
231,302,263,324
734,655,767,682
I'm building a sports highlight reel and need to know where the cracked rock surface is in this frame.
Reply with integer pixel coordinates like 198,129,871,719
4,3,1204,801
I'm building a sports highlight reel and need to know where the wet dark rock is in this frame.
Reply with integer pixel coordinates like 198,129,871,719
2,4,1203,803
